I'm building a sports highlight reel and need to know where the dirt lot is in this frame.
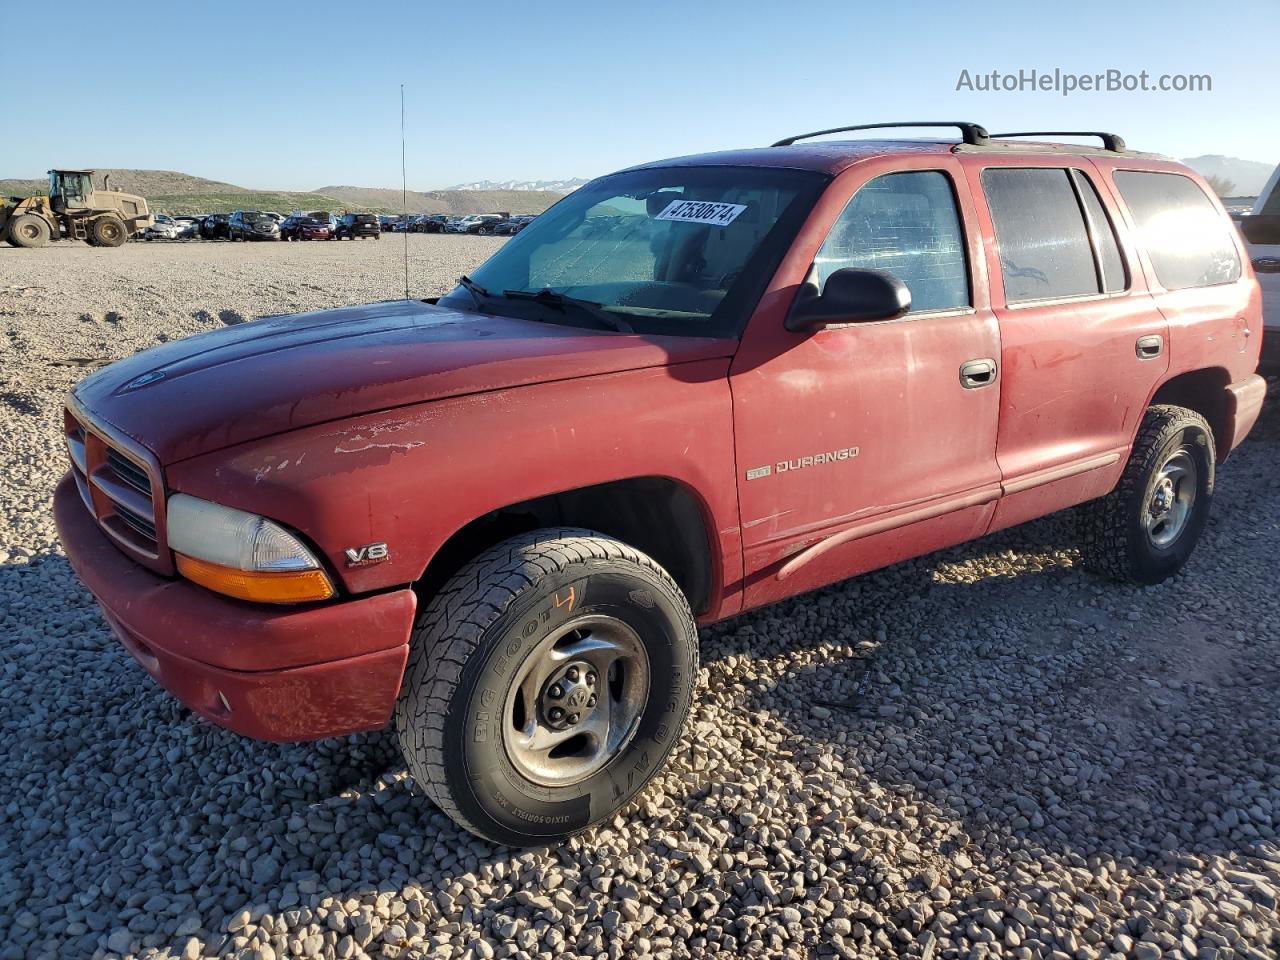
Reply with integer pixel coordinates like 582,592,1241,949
1,238,1278,960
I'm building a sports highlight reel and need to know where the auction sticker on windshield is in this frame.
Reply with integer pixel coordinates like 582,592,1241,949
655,199,747,226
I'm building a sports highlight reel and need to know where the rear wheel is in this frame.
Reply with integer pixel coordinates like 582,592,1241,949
1078,405,1215,584
395,529,698,846
90,215,127,247
9,214,51,248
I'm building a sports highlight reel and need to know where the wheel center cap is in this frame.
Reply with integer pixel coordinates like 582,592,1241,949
1151,479,1175,517
541,661,598,731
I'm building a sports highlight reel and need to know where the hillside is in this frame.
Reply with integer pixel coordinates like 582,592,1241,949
1,168,552,216
145,192,400,216
1181,156,1274,196
314,185,562,216
1,169,249,199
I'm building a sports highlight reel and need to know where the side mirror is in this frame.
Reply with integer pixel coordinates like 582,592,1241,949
1252,256,1280,275
786,267,912,332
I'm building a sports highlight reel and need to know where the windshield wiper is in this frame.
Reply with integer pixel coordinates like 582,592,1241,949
457,274,491,310
500,289,634,333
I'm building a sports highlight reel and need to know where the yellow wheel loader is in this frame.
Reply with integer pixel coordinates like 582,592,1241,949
0,170,153,248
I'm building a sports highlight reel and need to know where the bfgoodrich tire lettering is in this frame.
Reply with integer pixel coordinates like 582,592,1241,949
395,529,698,846
1079,405,1215,585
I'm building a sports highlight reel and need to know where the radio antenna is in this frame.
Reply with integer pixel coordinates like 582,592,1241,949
400,83,410,300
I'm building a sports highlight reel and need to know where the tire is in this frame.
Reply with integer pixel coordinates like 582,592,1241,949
8,214,51,248
395,529,698,846
90,216,127,247
1078,405,1215,585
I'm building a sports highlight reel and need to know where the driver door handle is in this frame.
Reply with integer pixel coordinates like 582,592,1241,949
959,358,997,389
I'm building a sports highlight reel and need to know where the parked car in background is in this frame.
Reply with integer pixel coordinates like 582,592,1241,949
493,215,535,235
279,215,332,241
446,214,504,235
143,215,182,241
393,217,414,233
379,216,398,232
418,214,451,233
336,213,382,240
265,212,285,225
173,217,202,240
228,211,281,241
304,212,339,238
200,214,230,240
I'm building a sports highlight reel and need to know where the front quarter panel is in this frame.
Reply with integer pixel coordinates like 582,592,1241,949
165,360,742,614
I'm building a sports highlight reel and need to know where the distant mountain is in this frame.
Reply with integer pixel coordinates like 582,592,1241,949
1181,156,1275,197
313,185,563,216
444,177,589,194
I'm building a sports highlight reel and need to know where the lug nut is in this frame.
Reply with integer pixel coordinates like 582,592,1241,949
548,684,563,699
566,666,579,682
568,713,579,725
586,671,597,686
587,694,597,708
548,707,564,722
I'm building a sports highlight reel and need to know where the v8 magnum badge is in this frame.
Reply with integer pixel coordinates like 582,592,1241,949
345,542,389,566
746,445,859,480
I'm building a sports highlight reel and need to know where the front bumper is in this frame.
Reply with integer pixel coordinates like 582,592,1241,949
53,475,416,741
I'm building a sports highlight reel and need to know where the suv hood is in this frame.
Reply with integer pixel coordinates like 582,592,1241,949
73,299,734,464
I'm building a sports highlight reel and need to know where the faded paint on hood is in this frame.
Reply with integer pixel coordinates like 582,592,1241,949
73,299,735,464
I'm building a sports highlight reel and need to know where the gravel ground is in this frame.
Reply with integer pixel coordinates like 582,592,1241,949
1,238,1278,960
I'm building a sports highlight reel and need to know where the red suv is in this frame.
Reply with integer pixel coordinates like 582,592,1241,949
55,122,1265,846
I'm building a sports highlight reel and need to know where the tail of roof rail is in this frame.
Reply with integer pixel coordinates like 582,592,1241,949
771,122,990,147
990,131,1127,152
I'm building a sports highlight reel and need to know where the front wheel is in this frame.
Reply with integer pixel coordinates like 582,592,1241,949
395,529,698,846
8,214,51,248
1078,405,1215,585
90,215,127,247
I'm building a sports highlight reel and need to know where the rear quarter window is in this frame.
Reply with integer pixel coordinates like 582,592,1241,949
1113,171,1241,290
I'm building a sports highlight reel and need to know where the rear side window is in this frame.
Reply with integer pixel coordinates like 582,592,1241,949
1113,171,1241,290
814,171,969,313
983,168,1101,302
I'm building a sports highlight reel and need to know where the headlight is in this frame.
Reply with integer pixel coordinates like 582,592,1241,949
167,494,334,603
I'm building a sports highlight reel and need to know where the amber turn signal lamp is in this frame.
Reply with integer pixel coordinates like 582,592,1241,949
175,553,335,604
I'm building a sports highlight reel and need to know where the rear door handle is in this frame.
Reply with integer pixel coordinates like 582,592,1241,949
959,358,997,389
1136,334,1164,359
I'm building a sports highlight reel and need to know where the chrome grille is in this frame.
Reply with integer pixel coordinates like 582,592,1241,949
106,449,151,496
114,503,158,541
64,403,172,575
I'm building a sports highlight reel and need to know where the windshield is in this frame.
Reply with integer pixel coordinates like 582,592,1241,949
445,165,824,337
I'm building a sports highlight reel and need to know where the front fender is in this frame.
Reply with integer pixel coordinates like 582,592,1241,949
165,361,742,608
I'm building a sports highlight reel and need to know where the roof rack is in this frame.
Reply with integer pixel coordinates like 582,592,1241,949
771,122,990,147
991,131,1126,152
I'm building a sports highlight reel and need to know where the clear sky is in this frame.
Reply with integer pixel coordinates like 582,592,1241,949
4,0,1276,190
